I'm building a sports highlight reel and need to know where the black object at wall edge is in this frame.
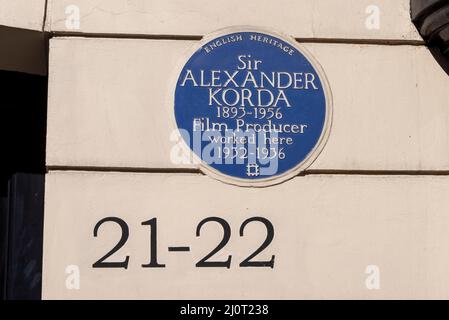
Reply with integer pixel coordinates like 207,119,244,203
411,0,449,75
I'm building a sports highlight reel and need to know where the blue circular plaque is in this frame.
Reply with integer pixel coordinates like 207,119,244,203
174,27,332,186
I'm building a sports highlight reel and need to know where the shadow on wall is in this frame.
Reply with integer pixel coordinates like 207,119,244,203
0,26,48,76
0,70,48,193
0,70,47,300
411,0,449,76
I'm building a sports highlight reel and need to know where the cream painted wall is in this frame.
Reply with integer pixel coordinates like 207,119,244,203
43,171,449,299
0,0,46,31
46,38,449,171
45,0,421,41
40,0,449,300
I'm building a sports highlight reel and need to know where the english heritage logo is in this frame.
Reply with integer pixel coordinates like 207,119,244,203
173,27,332,187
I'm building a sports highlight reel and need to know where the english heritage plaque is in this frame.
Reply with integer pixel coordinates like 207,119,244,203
174,27,332,186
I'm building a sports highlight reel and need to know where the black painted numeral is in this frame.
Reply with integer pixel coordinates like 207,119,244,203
92,217,130,269
141,218,165,268
195,217,232,268
239,217,275,268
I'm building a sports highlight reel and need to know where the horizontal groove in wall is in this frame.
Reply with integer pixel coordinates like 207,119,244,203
303,170,449,176
47,166,203,174
47,166,449,177
48,31,426,46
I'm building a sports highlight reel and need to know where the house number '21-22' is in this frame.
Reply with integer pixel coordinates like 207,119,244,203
92,217,275,269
